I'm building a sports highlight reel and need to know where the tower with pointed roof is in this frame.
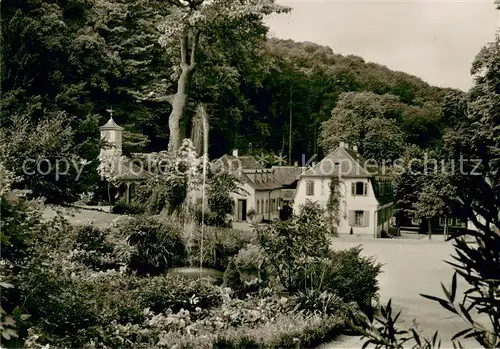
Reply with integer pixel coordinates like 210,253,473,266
99,110,123,158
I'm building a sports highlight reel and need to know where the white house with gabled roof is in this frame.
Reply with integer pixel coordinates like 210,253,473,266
293,142,394,238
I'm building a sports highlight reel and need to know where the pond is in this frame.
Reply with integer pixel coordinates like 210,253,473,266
168,267,225,284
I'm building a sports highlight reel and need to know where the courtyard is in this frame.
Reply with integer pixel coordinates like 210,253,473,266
322,237,480,348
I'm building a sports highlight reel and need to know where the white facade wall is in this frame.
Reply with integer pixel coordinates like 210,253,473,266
294,176,391,237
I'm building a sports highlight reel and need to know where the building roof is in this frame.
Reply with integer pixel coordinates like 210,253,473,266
300,146,379,178
252,181,282,190
240,170,282,191
216,154,264,170
100,117,124,131
271,166,307,186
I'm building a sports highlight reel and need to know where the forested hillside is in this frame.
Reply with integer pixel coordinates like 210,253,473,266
1,0,463,163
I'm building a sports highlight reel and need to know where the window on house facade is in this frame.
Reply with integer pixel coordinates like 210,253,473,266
261,199,264,214
257,200,260,214
355,211,364,226
265,199,269,213
349,210,369,227
306,180,314,196
352,181,368,196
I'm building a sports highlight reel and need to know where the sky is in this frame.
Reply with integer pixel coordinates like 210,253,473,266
266,0,499,91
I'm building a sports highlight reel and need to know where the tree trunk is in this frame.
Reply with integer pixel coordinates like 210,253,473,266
168,67,192,152
444,218,448,241
167,32,200,152
428,219,432,240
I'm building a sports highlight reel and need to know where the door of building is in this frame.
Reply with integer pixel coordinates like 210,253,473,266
237,199,247,221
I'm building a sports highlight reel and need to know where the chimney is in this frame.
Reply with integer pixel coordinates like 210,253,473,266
294,161,298,167
339,141,345,148
345,142,349,149
353,145,358,152
232,149,238,157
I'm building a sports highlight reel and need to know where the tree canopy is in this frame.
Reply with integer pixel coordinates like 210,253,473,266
0,0,476,202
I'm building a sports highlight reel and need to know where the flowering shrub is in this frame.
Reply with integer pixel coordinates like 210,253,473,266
234,244,265,270
257,204,330,292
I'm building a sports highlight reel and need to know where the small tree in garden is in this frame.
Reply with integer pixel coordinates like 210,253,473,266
412,181,452,239
98,148,123,204
134,139,203,215
206,170,245,227
0,114,96,204
258,200,330,292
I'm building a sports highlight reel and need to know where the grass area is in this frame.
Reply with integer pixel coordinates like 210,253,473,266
42,205,120,228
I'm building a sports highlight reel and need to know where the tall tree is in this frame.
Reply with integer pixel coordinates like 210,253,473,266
319,91,405,161
157,0,290,151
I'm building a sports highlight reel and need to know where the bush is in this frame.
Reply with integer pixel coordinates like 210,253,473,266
71,225,118,270
140,275,223,315
19,268,224,348
292,289,346,317
212,313,345,348
0,194,43,264
187,226,257,270
135,181,170,215
325,247,382,308
257,204,330,292
206,171,243,227
222,258,246,296
111,201,145,215
234,244,265,270
193,207,232,228
119,216,186,275
18,266,103,347
290,247,381,309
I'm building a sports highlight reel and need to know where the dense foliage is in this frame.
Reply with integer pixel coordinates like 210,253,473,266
1,161,384,348
1,0,460,205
